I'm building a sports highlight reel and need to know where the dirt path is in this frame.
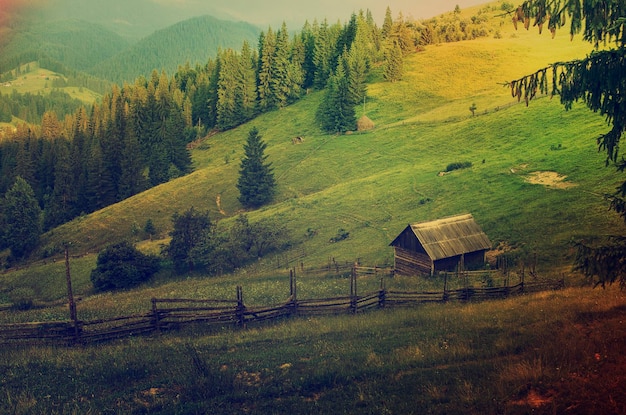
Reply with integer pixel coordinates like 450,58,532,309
216,194,227,216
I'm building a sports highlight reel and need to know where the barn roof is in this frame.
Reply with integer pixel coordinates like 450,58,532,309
391,213,491,261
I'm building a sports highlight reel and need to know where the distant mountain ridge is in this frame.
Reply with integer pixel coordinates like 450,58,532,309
0,18,129,74
88,15,261,84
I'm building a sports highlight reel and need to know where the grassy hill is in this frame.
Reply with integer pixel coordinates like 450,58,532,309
1,7,620,311
2,3,626,414
26,7,621,273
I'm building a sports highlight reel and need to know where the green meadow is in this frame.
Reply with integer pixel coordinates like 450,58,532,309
2,2,626,413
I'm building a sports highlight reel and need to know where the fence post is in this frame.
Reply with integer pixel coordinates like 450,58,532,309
236,286,245,327
378,277,386,308
152,298,160,332
290,268,298,316
64,243,80,343
350,263,358,314
443,273,449,302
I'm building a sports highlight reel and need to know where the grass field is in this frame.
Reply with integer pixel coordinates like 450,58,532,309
0,61,102,103
2,1,626,413
1,285,625,414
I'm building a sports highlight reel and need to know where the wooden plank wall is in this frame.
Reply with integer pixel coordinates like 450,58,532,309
394,247,432,275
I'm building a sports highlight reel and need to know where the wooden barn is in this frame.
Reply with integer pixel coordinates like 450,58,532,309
390,214,491,276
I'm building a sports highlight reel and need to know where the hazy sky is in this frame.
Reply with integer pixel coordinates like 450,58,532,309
158,0,490,26
4,0,492,30
189,0,489,25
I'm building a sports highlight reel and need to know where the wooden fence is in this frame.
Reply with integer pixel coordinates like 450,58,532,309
0,267,564,345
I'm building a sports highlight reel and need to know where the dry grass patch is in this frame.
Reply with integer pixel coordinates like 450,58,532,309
525,171,577,189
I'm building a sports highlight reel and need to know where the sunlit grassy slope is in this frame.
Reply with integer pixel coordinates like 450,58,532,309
0,61,102,103
6,2,620,304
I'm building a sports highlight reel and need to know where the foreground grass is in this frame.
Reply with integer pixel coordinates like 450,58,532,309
2,285,625,414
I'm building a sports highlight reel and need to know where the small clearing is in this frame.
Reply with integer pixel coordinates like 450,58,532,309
524,171,576,189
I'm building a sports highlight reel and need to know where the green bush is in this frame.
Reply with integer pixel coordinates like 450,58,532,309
90,241,160,291
445,161,473,172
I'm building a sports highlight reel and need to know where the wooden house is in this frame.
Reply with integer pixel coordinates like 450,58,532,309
390,213,491,276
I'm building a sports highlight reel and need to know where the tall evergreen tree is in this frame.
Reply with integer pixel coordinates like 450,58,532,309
381,6,394,40
4,176,42,259
190,68,211,130
238,41,258,123
272,22,302,107
384,41,404,82
300,20,317,90
313,19,335,89
206,57,221,129
216,48,240,130
164,104,192,176
119,89,148,199
84,141,115,212
316,56,357,134
258,27,277,111
345,17,371,108
44,139,76,229
237,127,276,208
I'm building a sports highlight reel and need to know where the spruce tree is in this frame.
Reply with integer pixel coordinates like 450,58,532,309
258,28,277,112
216,48,240,130
4,176,42,259
313,19,334,89
300,20,317,90
272,23,293,108
44,139,76,229
237,127,275,208
383,42,404,82
238,41,258,123
381,6,394,40
316,56,357,134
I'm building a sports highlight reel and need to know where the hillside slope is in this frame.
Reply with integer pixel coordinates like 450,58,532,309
30,15,623,281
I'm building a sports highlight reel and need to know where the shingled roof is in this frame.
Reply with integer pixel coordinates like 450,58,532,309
391,213,491,260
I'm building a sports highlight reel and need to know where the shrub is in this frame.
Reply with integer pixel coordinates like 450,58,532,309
90,241,160,291
330,228,350,243
445,161,473,172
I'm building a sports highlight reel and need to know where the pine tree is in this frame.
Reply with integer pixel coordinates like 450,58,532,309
258,27,277,111
316,55,357,134
216,48,240,130
383,42,404,82
237,127,276,208
313,19,335,89
164,104,192,176
4,176,42,259
206,56,221,129
272,22,293,108
300,20,317,89
381,6,394,40
44,139,76,229
84,141,115,212
238,41,258,123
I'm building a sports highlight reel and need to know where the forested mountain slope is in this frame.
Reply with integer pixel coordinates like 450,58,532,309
89,15,261,84
0,19,128,74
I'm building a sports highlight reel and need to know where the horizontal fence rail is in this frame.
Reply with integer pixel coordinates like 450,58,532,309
0,267,564,345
